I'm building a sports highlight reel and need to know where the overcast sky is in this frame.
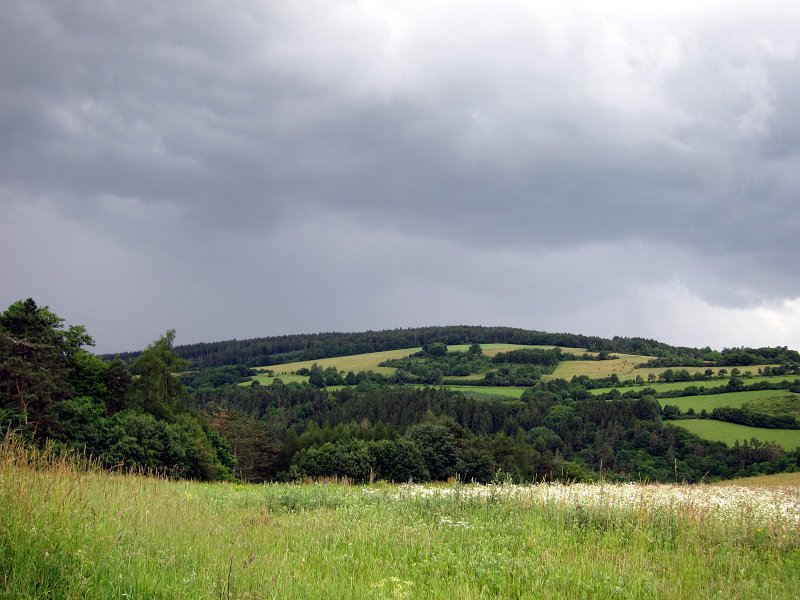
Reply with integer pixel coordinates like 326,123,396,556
2,0,799,354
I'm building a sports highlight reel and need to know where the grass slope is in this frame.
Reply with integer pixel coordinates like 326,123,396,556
546,354,778,382
257,347,423,376
254,345,779,387
3,440,799,599
669,420,800,450
662,390,800,414
254,344,584,381
589,375,798,396
439,385,528,398
714,472,800,489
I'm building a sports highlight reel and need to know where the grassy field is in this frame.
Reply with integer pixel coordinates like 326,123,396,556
255,346,780,388
546,354,778,382
248,372,309,386
254,344,585,382
3,438,799,599
661,390,800,414
669,419,800,450
447,343,587,356
714,471,800,489
441,385,528,398
257,347,422,376
589,375,799,396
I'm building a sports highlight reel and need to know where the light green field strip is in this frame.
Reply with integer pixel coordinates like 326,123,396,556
546,355,779,382
441,373,486,381
661,390,800,413
589,375,799,396
255,347,423,376
669,419,800,450
544,353,652,381
715,471,800,488
441,385,528,398
255,344,587,381
447,343,588,357
246,373,309,386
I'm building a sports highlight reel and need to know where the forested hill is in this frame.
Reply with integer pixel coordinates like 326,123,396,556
106,325,799,369
108,326,683,368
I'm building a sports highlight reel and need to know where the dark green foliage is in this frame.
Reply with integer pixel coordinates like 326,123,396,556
406,423,458,481
0,299,234,481
492,348,561,366
308,363,325,388
180,364,255,390
370,438,429,482
382,349,490,382
456,443,494,483
711,406,800,429
294,439,373,482
129,330,188,420
213,409,280,482
0,299,80,424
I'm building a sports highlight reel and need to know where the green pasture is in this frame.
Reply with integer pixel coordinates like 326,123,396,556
716,471,800,488
669,419,800,450
3,439,800,599
251,343,788,390
448,343,588,357
661,390,800,414
747,394,800,419
547,354,779,383
589,380,728,396
589,375,799,396
442,385,528,398
255,347,422,377
246,372,309,386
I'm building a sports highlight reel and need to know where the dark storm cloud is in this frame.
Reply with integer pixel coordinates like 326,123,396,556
2,1,800,350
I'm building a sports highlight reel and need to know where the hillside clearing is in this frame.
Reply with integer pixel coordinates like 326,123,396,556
668,419,800,450
589,375,799,396
662,390,800,414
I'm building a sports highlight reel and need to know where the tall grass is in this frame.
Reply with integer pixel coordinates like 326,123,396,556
2,433,799,599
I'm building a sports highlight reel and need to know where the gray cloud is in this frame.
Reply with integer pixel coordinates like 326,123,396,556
2,1,800,351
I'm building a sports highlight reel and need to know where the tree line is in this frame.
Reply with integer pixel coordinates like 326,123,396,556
0,299,234,480
109,326,785,370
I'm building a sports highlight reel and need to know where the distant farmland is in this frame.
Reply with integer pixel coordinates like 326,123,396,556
660,390,800,414
669,420,800,450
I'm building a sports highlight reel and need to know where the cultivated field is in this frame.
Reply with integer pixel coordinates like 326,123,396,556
715,471,800,489
257,347,422,376
669,420,800,450
661,390,800,414
588,375,799,396
545,354,778,382
3,438,799,599
438,385,528,398
255,344,583,380
249,372,309,386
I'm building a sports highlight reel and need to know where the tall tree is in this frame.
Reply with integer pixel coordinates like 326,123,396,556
129,330,188,420
0,299,92,424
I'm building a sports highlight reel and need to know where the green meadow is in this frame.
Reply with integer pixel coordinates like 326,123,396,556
248,372,309,386
589,375,799,396
440,385,528,398
256,344,575,380
3,437,799,600
669,420,800,450
661,390,800,414
256,347,422,376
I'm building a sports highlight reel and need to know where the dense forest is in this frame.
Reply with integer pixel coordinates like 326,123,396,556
4,298,800,485
0,299,234,480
